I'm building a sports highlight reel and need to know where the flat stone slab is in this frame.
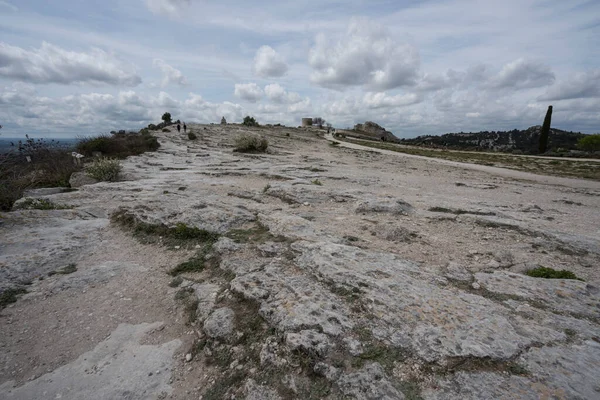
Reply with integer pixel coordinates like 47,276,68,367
0,322,180,400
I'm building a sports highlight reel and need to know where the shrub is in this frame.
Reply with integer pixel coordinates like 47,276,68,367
0,135,80,211
76,132,159,159
162,128,170,132
525,266,583,281
234,134,268,152
188,131,197,140
0,288,27,309
577,134,600,152
148,123,157,130
85,158,122,181
162,112,172,124
311,179,323,185
13,198,73,210
242,116,259,127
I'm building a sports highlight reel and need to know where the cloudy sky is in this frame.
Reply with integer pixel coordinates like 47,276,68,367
0,0,599,138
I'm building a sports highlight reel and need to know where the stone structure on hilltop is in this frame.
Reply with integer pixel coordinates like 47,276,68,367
221,116,227,125
301,118,313,127
354,121,398,142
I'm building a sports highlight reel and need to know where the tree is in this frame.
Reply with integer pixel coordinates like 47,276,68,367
577,134,600,152
242,116,259,127
313,117,325,128
538,105,552,153
162,112,172,124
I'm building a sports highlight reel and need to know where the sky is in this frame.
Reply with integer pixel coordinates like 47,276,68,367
0,0,599,139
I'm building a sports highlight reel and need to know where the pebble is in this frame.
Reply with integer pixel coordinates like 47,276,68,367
185,353,192,362
472,282,481,290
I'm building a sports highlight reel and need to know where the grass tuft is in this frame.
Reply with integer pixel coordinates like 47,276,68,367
0,288,27,309
14,198,73,210
233,134,268,153
48,263,77,276
525,266,583,281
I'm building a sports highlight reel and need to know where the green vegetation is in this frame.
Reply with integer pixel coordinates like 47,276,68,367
76,132,160,159
1,136,81,211
577,134,600,151
162,128,170,132
242,115,259,127
0,288,27,309
311,179,323,186
525,266,583,281
336,137,600,180
85,158,122,181
226,222,288,244
188,131,197,140
169,257,205,276
233,134,268,153
174,287,199,323
14,198,73,210
111,209,220,248
48,263,77,276
428,206,495,216
162,112,172,124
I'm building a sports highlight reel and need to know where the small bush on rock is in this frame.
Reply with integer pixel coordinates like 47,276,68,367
77,132,159,158
162,128,170,132
188,131,197,140
85,158,121,181
234,134,268,153
525,266,583,281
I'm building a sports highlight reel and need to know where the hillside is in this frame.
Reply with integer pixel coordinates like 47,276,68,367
401,126,588,154
1,124,599,399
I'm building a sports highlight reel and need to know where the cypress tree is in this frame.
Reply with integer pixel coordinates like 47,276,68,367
539,105,552,153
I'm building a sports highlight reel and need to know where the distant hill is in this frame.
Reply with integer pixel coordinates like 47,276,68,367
0,138,78,154
400,126,589,154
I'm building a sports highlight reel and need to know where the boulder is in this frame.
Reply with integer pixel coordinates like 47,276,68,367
203,307,235,339
69,171,99,188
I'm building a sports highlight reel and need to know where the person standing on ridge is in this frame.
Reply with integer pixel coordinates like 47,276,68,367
177,122,181,133
183,123,187,133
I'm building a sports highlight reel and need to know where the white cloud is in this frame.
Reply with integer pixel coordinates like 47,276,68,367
309,19,420,90
538,70,600,101
489,58,555,89
264,83,303,104
234,83,263,102
363,92,423,108
0,85,245,135
253,46,289,78
146,0,191,16
0,42,141,86
153,59,189,87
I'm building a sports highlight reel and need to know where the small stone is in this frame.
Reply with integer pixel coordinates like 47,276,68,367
472,282,481,290
204,308,235,339
185,353,193,362
303,202,309,206
174,246,181,250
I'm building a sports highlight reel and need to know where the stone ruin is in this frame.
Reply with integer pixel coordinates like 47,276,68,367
221,116,227,125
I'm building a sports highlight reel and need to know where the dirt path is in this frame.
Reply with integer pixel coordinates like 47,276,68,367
326,133,600,190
